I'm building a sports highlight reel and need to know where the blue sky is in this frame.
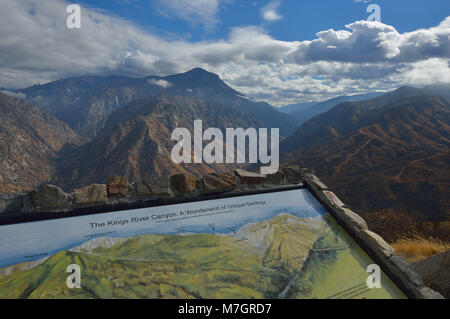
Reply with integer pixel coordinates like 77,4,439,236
77,0,450,41
1,0,449,105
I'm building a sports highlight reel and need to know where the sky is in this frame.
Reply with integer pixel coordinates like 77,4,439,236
0,0,449,106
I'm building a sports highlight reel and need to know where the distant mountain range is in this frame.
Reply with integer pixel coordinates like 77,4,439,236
278,101,316,114
1,69,295,191
16,68,297,138
281,85,450,241
279,92,385,125
1,69,449,243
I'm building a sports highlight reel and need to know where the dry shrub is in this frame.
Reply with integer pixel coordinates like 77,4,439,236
392,236,450,263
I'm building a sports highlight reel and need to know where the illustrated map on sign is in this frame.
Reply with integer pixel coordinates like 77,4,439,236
0,189,406,299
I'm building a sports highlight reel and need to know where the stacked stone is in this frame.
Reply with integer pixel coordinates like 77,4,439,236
0,166,302,214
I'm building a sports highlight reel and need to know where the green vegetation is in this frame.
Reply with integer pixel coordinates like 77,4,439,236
0,213,406,299
240,214,324,275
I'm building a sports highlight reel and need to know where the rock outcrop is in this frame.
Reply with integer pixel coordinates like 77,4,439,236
136,176,171,200
200,173,238,193
106,175,130,198
413,251,450,298
22,184,72,213
73,184,108,208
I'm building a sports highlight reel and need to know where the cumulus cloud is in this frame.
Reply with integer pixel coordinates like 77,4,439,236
261,1,283,22
392,58,450,84
290,19,450,63
0,0,448,106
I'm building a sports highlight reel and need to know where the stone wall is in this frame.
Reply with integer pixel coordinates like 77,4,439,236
0,166,444,299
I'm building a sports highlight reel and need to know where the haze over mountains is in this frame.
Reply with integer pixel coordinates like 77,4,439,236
280,92,385,126
0,68,449,242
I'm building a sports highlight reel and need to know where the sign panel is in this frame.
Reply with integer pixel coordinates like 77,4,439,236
0,188,406,299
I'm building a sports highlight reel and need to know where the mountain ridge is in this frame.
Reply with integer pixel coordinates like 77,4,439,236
17,68,297,138
52,95,262,190
280,92,385,125
0,93,87,194
281,91,450,241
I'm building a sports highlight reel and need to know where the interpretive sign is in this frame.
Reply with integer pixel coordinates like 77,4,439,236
0,188,406,299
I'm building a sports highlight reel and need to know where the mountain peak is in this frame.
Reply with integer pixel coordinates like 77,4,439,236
395,85,422,93
163,67,243,99
184,67,216,76
172,67,221,81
